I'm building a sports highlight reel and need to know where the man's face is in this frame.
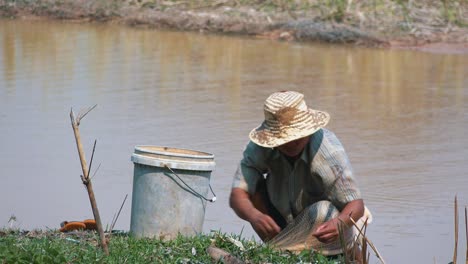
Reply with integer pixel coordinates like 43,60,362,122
277,136,309,158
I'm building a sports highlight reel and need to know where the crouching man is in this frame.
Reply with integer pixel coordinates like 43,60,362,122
229,91,370,258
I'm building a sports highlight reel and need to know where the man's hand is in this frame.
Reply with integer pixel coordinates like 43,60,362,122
313,199,365,243
249,211,281,241
230,187,281,241
312,218,340,243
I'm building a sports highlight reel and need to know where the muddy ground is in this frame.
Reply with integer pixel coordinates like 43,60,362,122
0,0,467,53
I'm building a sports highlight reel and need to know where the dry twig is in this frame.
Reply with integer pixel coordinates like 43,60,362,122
109,194,128,234
70,105,109,256
349,217,386,264
465,206,468,264
454,195,459,264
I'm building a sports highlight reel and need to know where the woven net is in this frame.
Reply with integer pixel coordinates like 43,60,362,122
267,201,371,256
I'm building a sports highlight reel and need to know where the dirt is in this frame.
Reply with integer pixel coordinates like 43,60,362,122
276,107,299,126
0,0,467,53
252,130,271,146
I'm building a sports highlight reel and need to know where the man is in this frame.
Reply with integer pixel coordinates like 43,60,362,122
229,91,369,256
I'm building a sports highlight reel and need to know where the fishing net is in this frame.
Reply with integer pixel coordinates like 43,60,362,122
267,200,371,256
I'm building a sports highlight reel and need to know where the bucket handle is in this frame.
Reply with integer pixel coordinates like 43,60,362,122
164,165,217,203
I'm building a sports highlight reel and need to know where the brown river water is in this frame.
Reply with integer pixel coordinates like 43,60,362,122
1,19,467,263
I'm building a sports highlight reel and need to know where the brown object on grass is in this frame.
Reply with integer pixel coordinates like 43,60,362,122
83,219,97,230
60,221,86,232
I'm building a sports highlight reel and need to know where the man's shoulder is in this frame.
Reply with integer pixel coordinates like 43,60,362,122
244,140,275,156
319,128,343,147
308,128,345,157
321,128,337,138
309,128,337,145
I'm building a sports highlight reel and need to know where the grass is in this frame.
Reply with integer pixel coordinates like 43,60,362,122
0,229,345,263
1,0,466,25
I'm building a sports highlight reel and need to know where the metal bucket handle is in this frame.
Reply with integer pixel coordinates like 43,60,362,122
164,164,217,203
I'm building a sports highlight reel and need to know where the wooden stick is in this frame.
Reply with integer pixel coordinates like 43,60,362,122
465,206,468,264
454,195,459,264
360,218,369,264
349,217,386,264
76,104,97,126
88,139,97,178
339,214,367,263
70,107,109,256
109,194,128,234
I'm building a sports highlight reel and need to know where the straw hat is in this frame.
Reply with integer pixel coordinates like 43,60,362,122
249,91,330,148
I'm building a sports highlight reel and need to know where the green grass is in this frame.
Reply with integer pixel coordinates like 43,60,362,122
0,229,342,263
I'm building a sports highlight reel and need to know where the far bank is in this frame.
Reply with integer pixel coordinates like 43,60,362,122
1,0,467,52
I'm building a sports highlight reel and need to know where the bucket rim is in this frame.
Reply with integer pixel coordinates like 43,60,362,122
131,146,216,171
134,145,214,159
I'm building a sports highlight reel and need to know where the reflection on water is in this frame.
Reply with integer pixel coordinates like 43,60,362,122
1,19,467,263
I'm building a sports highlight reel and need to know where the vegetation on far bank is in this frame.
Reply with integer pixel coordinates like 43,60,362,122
0,0,467,46
0,229,344,263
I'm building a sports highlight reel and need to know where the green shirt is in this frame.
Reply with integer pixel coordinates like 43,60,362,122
232,128,361,224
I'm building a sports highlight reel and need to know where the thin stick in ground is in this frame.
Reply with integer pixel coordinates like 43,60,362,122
349,217,386,264
359,218,369,264
454,195,458,264
465,206,467,264
87,139,97,179
70,106,109,256
109,194,128,234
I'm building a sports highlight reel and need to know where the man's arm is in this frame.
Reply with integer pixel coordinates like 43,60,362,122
229,187,281,241
312,199,364,243
311,131,365,243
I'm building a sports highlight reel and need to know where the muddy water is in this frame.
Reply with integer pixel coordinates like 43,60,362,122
1,19,467,263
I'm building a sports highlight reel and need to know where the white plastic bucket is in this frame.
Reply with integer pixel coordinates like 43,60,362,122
130,146,215,239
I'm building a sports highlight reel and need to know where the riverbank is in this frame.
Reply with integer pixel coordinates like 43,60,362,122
1,0,467,52
0,229,342,263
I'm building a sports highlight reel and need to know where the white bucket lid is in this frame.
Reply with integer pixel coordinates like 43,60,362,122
131,146,216,171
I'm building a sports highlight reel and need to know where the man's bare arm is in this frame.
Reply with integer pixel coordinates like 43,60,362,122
229,187,280,241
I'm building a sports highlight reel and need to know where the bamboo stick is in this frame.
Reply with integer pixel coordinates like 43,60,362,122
70,106,109,256
349,217,385,264
454,195,459,264
109,194,128,234
360,218,369,264
465,206,467,264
